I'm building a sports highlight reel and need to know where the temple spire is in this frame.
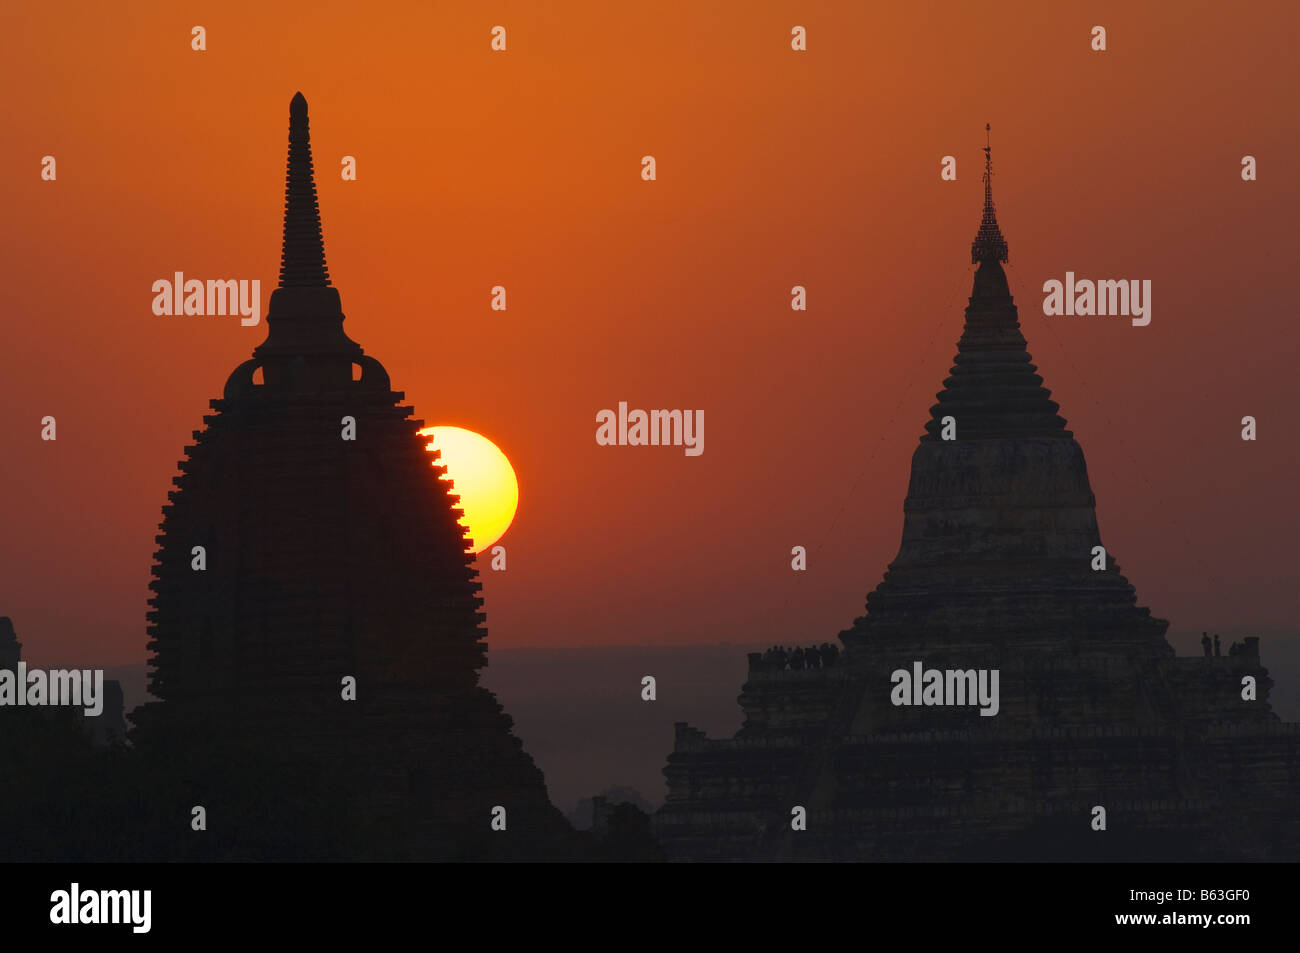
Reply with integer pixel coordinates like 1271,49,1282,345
246,93,361,391
279,92,332,288
971,123,1009,264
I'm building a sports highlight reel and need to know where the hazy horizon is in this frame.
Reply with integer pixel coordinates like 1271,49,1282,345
27,632,1300,814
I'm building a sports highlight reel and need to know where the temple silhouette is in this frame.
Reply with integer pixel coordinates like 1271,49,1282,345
130,94,576,860
655,131,1300,862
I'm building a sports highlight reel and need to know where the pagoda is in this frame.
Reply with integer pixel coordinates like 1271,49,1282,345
132,94,575,860
656,129,1300,862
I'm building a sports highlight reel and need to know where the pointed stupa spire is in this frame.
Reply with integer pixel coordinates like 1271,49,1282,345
923,130,1067,442
971,123,1009,264
279,92,332,288
239,93,363,395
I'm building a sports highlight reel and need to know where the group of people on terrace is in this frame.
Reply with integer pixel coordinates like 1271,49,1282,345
759,642,840,671
1201,632,1249,658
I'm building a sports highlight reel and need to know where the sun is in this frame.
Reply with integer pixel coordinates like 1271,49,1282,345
418,426,519,554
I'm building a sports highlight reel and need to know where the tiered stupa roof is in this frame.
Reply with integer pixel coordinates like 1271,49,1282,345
844,127,1169,657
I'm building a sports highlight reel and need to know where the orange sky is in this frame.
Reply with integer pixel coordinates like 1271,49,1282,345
1,1,1297,664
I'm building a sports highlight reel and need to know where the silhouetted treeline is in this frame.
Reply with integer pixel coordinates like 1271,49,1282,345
0,710,665,862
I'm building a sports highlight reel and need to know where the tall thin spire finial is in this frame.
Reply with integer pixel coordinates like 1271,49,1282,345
971,122,1009,264
279,92,332,288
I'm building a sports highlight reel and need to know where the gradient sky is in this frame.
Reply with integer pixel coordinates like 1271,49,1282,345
1,1,1296,665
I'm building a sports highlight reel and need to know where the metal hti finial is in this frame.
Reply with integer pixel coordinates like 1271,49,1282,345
971,123,1009,264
